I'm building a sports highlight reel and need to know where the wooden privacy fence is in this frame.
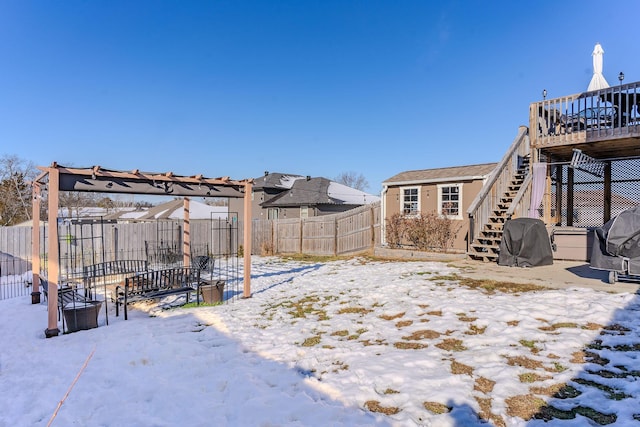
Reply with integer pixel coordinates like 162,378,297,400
0,203,380,299
251,202,381,256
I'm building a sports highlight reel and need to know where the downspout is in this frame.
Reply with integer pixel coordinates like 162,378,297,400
381,184,388,245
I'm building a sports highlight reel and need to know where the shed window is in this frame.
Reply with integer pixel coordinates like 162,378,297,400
438,184,462,220
401,187,420,216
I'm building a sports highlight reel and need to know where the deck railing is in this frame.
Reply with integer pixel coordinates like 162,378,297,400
531,81,640,148
467,126,530,247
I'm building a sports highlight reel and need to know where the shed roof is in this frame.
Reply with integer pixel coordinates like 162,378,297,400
383,163,497,185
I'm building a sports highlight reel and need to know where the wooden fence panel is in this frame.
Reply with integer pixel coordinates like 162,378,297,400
275,218,302,254
1,202,381,299
302,217,336,255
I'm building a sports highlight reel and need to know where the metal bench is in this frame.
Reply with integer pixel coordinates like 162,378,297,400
114,267,203,320
40,279,92,320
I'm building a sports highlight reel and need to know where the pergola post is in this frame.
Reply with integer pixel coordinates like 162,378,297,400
45,167,60,338
183,197,191,267
243,181,252,298
31,184,41,304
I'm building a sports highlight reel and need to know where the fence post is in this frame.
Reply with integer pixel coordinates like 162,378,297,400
370,205,375,250
299,218,303,254
334,217,338,256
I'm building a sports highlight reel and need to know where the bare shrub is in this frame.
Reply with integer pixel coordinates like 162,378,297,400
385,211,463,252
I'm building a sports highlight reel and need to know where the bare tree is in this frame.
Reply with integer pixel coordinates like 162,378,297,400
58,191,99,218
334,171,369,191
0,155,37,226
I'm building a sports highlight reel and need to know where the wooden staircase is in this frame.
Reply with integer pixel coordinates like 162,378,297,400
467,155,530,262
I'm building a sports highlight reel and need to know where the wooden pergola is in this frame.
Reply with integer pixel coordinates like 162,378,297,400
31,163,253,338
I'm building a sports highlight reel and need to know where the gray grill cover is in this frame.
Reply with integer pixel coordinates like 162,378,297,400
498,218,554,267
590,206,640,275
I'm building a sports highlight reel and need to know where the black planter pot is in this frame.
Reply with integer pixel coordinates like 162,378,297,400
63,301,103,332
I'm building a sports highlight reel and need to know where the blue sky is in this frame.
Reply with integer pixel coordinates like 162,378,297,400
1,1,638,195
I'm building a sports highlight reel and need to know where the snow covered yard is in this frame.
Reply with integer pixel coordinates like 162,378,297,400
1,256,639,426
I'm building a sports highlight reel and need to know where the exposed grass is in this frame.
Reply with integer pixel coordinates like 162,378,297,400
540,322,579,331
474,377,496,394
436,338,467,352
423,401,451,414
465,324,487,335
519,372,552,383
431,274,544,294
301,335,322,347
450,359,473,375
475,396,506,427
364,400,400,415
402,329,441,340
280,254,346,263
534,405,617,425
505,394,547,419
457,313,478,322
393,341,428,350
395,320,413,328
182,301,223,309
383,388,400,394
519,339,541,353
336,306,373,315
379,312,406,320
505,355,544,370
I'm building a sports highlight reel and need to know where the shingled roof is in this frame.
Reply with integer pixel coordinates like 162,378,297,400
262,177,379,207
383,163,497,185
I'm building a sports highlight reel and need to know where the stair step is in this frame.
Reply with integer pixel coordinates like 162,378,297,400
470,243,500,252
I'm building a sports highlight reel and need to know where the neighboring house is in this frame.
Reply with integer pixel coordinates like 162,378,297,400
104,199,228,222
381,162,497,252
229,172,380,220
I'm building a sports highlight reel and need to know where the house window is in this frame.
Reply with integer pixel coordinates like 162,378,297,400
268,208,279,220
300,206,309,218
438,184,462,219
401,187,420,216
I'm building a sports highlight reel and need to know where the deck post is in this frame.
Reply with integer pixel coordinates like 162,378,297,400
543,161,552,224
604,162,612,223
554,164,563,226
567,168,574,227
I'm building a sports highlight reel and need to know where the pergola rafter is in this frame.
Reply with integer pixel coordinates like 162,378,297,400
31,162,253,338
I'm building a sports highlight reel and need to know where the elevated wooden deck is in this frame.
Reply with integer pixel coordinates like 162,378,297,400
531,82,640,161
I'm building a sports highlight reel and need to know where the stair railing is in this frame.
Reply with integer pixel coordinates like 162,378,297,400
467,126,530,247
506,173,532,219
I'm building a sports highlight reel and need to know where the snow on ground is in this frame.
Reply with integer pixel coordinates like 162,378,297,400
1,257,639,426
